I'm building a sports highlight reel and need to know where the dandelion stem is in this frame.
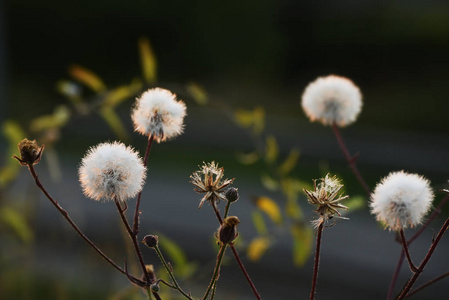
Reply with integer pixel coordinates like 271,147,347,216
27,165,135,278
399,229,419,273
153,245,194,300
202,244,227,300
387,195,449,299
310,222,324,300
211,202,261,300
331,123,371,196
405,271,449,298
133,134,154,235
398,217,449,299
115,199,151,284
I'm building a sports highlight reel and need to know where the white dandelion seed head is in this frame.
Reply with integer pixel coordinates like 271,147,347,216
131,88,187,142
370,171,434,231
79,142,146,202
301,75,362,127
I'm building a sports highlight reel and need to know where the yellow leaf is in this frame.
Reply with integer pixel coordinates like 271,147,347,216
68,64,106,93
0,121,25,187
99,107,129,142
252,106,265,135
186,82,208,105
291,224,313,266
265,135,278,164
277,148,300,176
255,196,282,225
235,151,259,165
103,79,143,108
234,109,254,128
138,37,157,84
251,211,268,235
30,105,70,132
260,173,279,191
247,237,271,262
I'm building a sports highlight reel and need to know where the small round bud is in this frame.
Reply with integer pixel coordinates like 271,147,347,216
13,139,44,166
218,216,240,245
225,187,239,203
143,235,159,248
150,283,160,293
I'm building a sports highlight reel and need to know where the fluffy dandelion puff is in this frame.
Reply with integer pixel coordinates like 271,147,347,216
131,88,186,142
301,75,362,127
370,171,434,231
79,142,146,202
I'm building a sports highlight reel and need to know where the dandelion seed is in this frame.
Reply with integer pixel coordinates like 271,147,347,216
370,171,434,231
131,88,186,142
79,142,146,202
301,75,362,127
190,161,234,209
304,174,349,228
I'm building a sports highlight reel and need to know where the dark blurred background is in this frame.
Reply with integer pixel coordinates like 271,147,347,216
2,0,449,299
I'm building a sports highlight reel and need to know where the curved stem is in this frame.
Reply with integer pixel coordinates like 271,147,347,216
388,195,449,299
406,271,449,298
223,200,232,219
310,222,324,300
399,229,419,273
27,165,130,276
202,244,227,300
398,218,449,299
133,134,154,235
115,199,151,284
331,123,371,196
211,202,262,299
153,245,194,300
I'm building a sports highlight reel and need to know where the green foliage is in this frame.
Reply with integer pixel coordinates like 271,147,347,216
157,233,197,278
0,206,33,244
0,120,26,188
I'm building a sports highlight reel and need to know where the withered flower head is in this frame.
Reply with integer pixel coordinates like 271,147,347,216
218,216,240,245
304,174,349,228
225,187,240,203
190,161,234,209
13,139,45,166
142,235,159,248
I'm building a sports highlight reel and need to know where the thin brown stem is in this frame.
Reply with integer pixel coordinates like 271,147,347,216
388,195,449,299
133,134,154,235
331,123,371,196
386,251,404,300
406,271,449,298
27,165,130,276
310,222,324,300
211,202,261,300
115,199,151,284
398,218,449,299
399,229,419,273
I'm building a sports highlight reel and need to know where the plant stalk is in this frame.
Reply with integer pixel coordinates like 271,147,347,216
310,222,324,300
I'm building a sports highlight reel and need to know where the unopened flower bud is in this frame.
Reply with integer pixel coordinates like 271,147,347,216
150,283,160,293
143,235,159,248
225,187,239,203
13,139,44,166
218,216,240,245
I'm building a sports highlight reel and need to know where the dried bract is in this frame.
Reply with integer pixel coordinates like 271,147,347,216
190,161,234,208
13,139,44,166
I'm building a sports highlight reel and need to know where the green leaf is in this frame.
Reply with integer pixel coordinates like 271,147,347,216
344,195,365,213
291,224,313,266
30,105,71,132
260,173,279,191
186,82,208,105
0,120,26,187
103,79,143,108
68,64,106,93
235,151,259,165
277,148,300,176
99,107,129,142
251,210,268,235
138,37,157,84
157,233,196,278
0,206,33,243
265,135,278,164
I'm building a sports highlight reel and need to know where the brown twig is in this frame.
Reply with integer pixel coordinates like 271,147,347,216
405,271,449,298
310,222,324,300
